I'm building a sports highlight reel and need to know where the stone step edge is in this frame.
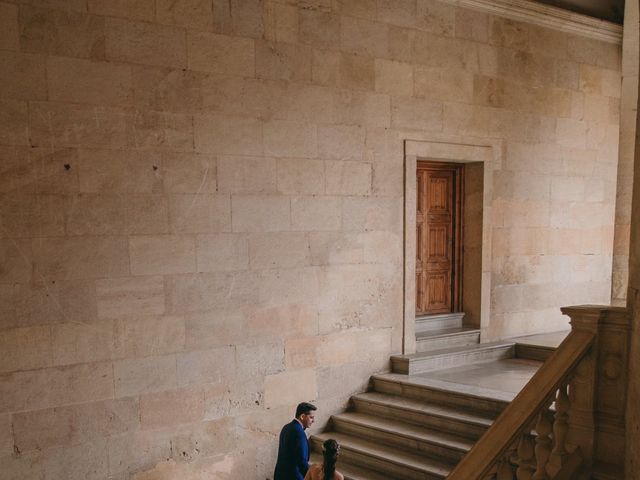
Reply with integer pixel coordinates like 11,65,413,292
331,412,474,453
415,327,481,340
393,341,515,362
311,431,452,476
352,391,495,428
372,373,513,407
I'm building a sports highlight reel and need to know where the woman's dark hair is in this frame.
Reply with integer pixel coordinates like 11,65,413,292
322,439,339,480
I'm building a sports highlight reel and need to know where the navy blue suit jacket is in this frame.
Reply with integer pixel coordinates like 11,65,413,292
274,420,309,480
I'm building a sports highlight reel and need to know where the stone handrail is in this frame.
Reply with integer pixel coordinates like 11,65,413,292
447,305,631,480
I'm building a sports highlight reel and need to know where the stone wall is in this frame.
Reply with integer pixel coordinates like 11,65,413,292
0,0,621,478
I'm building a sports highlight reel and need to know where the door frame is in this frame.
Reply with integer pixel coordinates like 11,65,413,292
416,161,464,315
403,137,499,354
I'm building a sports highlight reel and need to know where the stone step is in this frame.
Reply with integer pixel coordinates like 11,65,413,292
311,432,452,480
372,373,510,416
416,327,481,352
309,453,390,480
351,391,494,440
415,312,465,333
391,341,515,375
331,412,473,463
514,342,555,361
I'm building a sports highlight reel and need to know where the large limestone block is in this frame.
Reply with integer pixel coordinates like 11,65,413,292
417,0,455,36
196,233,249,272
256,40,311,82
20,147,79,194
165,271,259,314
249,232,311,269
276,158,325,194
47,56,132,106
96,276,165,319
342,196,402,232
117,315,185,359
0,361,114,413
88,0,155,22
128,110,194,152
245,304,318,343
291,195,342,231
32,236,129,281
129,235,197,275
141,387,205,429
299,9,340,49
333,90,391,128
169,194,231,233
0,3,19,51
264,1,299,44
212,0,265,39
0,194,65,238
105,17,187,68
12,397,139,453
19,6,106,60
64,194,127,236
0,325,52,374
0,414,11,457
232,194,290,232
490,17,529,51
114,355,177,397
0,51,46,101
340,14,388,58
184,310,246,350
177,346,235,387
157,0,213,30
377,0,416,27
0,99,28,145
162,152,216,193
78,149,161,194
311,49,340,87
258,267,321,305
333,0,376,21
125,195,170,235
264,369,318,408
236,341,285,379
107,428,172,478
29,102,129,149
391,96,443,130
264,120,318,158
375,58,413,96
188,31,254,76
339,52,375,91
454,7,489,43
194,113,263,155
217,155,277,194
325,161,372,195
51,320,120,365
317,124,365,161
8,280,98,329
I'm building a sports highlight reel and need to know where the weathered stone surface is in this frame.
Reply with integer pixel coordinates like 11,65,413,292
129,235,196,275
232,195,291,232
114,355,177,397
105,17,186,68
188,32,254,77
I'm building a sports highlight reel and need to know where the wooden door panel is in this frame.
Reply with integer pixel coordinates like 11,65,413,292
416,162,463,316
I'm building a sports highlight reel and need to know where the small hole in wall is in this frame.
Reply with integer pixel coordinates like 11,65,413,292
64,164,71,170
152,165,158,171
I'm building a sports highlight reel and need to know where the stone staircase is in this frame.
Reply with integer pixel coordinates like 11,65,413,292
308,316,557,480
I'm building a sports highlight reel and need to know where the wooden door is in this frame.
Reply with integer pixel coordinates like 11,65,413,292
416,162,463,315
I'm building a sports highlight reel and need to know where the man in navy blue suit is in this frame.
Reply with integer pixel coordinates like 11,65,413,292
273,402,317,480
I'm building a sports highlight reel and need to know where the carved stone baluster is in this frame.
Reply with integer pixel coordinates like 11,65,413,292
552,383,570,459
516,432,536,480
533,409,553,480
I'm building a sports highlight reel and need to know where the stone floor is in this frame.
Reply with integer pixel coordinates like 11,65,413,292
398,331,570,401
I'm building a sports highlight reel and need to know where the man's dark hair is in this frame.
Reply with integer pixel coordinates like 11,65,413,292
295,402,317,418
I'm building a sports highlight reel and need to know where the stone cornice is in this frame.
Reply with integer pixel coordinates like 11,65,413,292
440,0,622,44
